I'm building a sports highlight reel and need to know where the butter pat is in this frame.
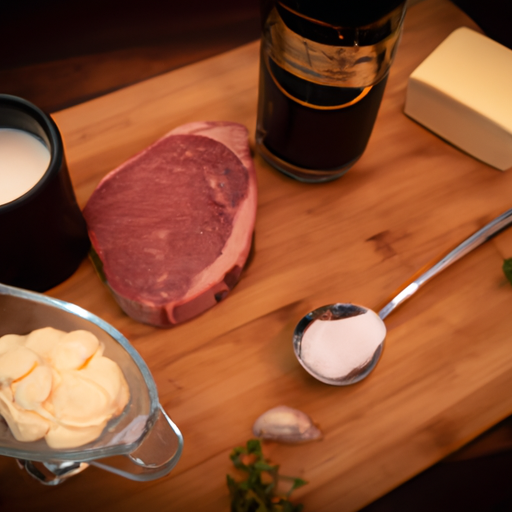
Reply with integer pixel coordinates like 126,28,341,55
404,27,512,171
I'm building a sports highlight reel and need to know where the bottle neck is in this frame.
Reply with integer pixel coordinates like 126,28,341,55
262,0,407,47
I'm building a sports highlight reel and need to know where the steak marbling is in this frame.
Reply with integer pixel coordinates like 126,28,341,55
83,122,257,327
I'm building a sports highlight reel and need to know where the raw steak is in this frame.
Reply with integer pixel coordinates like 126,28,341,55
83,121,257,327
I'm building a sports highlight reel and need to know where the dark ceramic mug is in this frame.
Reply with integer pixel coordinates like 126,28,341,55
0,94,89,291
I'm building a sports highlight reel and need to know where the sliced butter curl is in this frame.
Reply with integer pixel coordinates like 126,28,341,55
0,346,40,385
24,327,64,359
0,393,51,442
0,328,129,448
12,365,53,412
49,330,102,371
0,334,25,356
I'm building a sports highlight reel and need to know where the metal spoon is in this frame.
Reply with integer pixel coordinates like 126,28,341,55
293,207,512,386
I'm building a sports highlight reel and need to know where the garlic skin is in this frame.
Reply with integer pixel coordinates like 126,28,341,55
252,406,322,443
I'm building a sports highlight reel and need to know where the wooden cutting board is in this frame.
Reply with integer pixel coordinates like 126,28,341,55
2,1,512,510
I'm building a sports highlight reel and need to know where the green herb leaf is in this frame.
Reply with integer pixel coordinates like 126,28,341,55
227,439,307,512
283,477,308,497
503,258,512,285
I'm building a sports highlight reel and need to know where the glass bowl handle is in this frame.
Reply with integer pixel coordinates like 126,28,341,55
90,405,184,482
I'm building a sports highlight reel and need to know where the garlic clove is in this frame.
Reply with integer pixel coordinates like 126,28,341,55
252,405,322,443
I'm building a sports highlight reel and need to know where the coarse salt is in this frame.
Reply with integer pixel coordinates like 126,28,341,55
300,309,386,380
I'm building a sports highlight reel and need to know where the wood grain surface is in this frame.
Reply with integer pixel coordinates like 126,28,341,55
1,1,512,511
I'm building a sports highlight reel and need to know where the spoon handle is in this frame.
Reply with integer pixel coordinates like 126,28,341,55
378,207,512,320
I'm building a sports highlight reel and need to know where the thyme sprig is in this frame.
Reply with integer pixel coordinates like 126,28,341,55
503,258,512,285
227,439,307,512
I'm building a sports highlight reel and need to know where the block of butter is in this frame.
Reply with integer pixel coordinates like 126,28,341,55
404,27,512,171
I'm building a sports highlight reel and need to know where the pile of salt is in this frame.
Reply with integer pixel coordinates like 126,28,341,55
300,308,386,381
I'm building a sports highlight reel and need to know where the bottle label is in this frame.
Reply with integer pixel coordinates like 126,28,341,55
262,3,405,92
265,54,372,110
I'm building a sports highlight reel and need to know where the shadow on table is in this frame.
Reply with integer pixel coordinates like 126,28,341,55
362,416,512,511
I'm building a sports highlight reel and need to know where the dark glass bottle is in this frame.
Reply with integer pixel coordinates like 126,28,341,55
256,0,407,182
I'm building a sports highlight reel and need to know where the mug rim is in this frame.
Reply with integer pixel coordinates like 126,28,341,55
0,93,63,212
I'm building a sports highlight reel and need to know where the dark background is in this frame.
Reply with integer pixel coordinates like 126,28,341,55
1,0,261,111
1,0,510,112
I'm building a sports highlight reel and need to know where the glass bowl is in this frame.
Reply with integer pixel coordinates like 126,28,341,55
0,283,183,483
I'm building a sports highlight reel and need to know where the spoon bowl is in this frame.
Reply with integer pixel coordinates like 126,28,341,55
294,207,512,385
293,303,385,385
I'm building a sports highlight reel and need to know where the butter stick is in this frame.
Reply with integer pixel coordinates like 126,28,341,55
404,27,512,171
